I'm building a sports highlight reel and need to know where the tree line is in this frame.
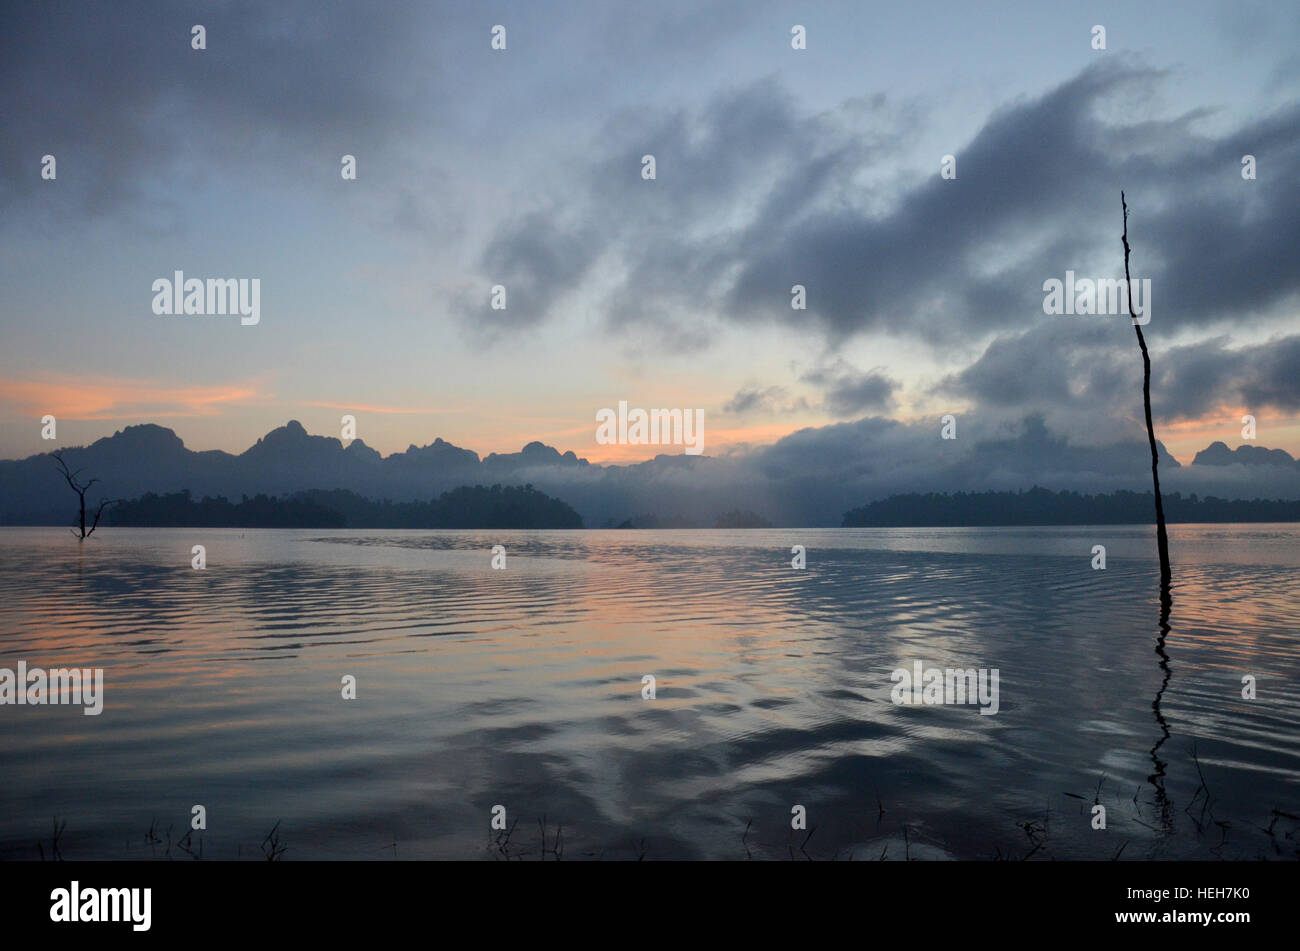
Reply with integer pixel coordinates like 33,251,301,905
842,487,1300,527
108,484,584,529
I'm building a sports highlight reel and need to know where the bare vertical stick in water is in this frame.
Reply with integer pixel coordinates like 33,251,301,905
1121,192,1172,604
1125,192,1176,819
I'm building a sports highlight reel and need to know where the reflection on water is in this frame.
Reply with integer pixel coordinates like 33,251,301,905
0,525,1297,860
1148,585,1175,837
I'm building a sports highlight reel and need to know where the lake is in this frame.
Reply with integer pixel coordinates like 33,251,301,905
1,524,1297,860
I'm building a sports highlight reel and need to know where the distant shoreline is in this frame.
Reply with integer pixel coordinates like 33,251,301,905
843,487,1300,527
4,484,1299,531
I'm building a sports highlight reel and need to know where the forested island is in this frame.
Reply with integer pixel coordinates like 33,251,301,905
108,484,584,529
842,487,1300,527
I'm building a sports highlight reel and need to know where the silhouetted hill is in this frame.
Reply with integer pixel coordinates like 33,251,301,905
4,419,1298,528
109,484,583,529
387,437,480,473
1193,441,1299,469
842,487,1300,526
484,441,589,471
0,422,589,525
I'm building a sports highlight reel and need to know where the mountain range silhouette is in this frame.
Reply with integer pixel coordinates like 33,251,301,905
3,420,1298,527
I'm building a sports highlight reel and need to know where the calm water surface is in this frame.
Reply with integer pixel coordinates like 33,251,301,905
1,525,1297,860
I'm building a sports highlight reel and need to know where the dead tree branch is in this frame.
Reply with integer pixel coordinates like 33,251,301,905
1121,192,1172,604
51,449,116,539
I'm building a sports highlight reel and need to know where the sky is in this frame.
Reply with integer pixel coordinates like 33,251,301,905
2,0,1298,467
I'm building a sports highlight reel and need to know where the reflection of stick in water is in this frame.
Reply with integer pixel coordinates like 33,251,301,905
1148,594,1173,832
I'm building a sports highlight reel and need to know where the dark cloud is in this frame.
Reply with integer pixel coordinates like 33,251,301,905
822,371,897,416
473,211,601,329
461,77,913,337
940,320,1124,411
941,321,1300,426
798,360,900,416
465,58,1300,356
726,63,1300,344
723,385,807,415
0,1,441,216
1156,333,1300,417
1238,334,1300,411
